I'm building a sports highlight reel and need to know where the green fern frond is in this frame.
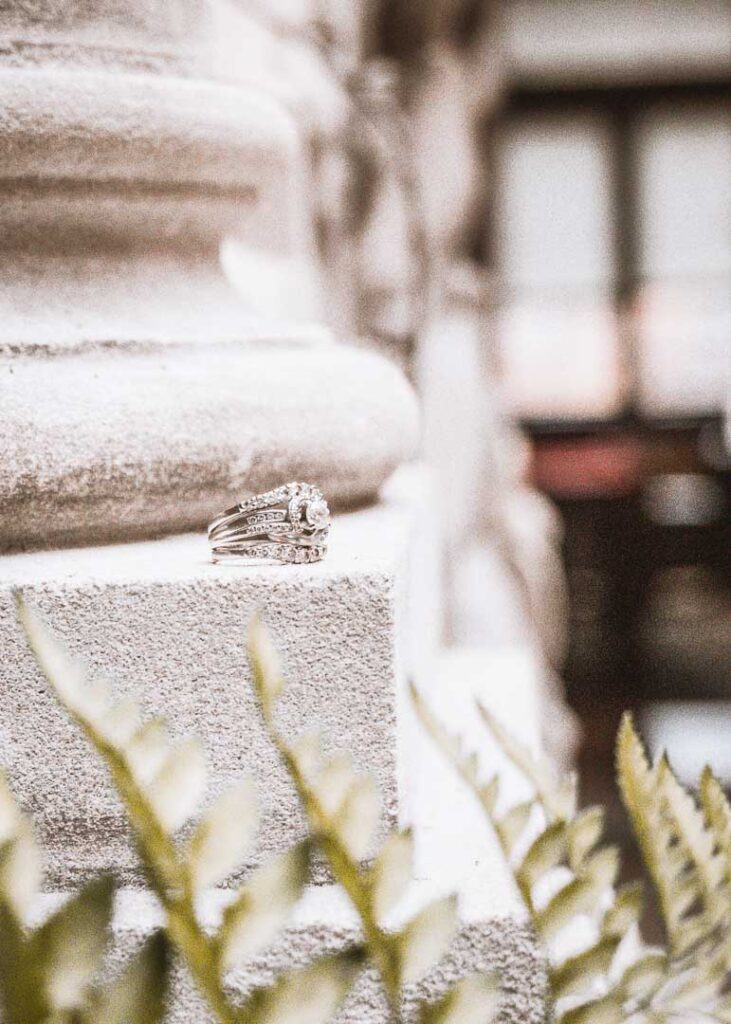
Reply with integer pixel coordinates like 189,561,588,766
0,775,41,923
618,714,731,978
567,807,605,871
615,714,684,955
90,932,169,1024
615,720,730,1015
415,686,624,1007
242,948,365,1024
478,703,576,821
557,993,624,1024
410,683,500,820
249,616,401,1003
550,936,620,1002
517,819,567,891
417,689,731,1024
536,847,620,943
371,830,415,923
700,767,731,888
0,768,170,1024
601,881,644,939
216,842,312,971
250,616,496,1021
657,755,729,949
416,972,499,1024
17,596,363,1024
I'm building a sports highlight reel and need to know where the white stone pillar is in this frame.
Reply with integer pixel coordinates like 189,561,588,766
0,0,418,551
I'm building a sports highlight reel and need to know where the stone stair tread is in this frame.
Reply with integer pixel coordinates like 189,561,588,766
0,469,435,886
33,877,519,938
33,878,545,1024
22,637,548,1021
407,645,544,922
0,481,414,586
1,341,418,550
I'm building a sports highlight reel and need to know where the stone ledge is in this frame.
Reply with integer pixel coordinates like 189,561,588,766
33,881,545,1024
0,65,297,187
29,643,549,1022
0,340,419,549
0,0,214,76
1,469,434,885
405,646,547,899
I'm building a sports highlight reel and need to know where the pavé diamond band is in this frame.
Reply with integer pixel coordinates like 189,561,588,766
208,483,331,564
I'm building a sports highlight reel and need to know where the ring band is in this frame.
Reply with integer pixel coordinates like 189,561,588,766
208,483,330,565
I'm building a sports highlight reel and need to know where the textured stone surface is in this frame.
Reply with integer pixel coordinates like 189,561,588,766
0,0,212,75
0,469,432,886
33,882,546,1024
30,642,549,1022
0,62,298,259
0,337,419,550
0,4,548,1012
27,643,548,1019
6,466,548,1016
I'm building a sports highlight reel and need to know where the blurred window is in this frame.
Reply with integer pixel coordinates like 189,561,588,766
497,113,621,419
492,2,731,425
636,105,731,416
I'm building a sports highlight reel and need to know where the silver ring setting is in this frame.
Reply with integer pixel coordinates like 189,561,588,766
208,483,331,564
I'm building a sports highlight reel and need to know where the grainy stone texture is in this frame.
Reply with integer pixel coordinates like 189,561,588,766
26,639,550,1022
0,2,549,1015
33,883,546,1024
7,467,548,1018
0,337,419,550
29,638,550,1023
0,0,212,75
0,469,432,887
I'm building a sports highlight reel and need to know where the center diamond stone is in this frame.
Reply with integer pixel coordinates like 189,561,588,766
305,497,329,529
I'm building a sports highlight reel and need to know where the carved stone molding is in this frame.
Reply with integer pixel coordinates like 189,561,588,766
0,0,418,551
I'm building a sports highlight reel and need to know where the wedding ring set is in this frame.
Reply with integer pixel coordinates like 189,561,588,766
208,482,331,565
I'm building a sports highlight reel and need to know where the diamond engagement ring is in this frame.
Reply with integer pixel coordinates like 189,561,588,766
208,483,331,564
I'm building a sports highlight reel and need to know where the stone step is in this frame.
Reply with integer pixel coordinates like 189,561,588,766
32,646,549,1022
405,646,548,890
33,880,543,1024
0,334,418,551
0,468,438,887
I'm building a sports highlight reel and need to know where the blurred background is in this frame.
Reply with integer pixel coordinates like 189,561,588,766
215,0,730,905
478,0,731,898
